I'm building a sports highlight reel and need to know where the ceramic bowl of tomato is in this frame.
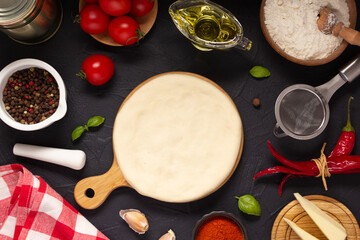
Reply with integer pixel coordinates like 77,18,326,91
79,0,158,46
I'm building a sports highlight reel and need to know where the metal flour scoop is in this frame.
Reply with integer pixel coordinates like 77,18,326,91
274,55,360,140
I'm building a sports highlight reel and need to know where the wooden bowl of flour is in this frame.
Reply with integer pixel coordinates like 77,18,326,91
260,0,357,66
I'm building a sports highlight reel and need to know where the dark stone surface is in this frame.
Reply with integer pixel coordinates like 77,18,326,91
0,0,360,239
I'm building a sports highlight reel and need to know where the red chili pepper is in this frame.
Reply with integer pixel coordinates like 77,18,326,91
267,141,312,172
255,142,360,195
268,141,360,173
278,156,360,196
253,166,315,180
263,142,360,174
279,174,298,196
328,97,355,158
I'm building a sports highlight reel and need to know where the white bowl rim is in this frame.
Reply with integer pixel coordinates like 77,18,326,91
0,58,67,131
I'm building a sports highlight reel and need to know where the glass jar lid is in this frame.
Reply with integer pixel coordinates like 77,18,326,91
0,0,36,25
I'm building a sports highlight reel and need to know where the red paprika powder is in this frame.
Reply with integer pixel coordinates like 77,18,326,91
196,216,244,240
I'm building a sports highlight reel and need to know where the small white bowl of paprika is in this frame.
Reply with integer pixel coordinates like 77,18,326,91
0,58,67,131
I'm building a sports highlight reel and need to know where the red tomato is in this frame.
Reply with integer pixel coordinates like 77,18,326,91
80,4,110,34
99,0,131,16
131,0,154,17
80,55,115,86
84,0,98,3
108,16,142,45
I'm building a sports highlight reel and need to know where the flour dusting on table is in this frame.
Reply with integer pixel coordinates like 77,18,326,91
264,0,350,60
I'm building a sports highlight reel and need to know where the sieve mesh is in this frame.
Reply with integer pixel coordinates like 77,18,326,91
279,89,325,136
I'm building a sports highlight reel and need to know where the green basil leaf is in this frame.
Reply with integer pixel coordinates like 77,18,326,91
236,194,261,216
249,66,270,78
87,116,105,128
72,126,85,141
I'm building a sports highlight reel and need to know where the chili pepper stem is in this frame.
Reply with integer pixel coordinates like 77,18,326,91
343,96,354,132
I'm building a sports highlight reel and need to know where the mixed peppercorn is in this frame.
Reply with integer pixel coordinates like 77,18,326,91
2,67,59,124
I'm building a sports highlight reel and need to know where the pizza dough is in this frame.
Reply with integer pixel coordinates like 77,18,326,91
113,72,243,202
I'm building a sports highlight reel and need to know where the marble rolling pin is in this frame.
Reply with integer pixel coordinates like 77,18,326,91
317,7,360,46
13,143,86,170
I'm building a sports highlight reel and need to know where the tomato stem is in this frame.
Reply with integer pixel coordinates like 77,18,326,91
126,28,144,45
72,13,81,24
76,70,87,79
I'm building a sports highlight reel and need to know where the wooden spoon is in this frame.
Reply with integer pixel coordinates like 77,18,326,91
317,7,360,46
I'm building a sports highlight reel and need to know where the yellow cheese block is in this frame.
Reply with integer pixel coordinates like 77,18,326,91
284,218,319,240
294,193,347,240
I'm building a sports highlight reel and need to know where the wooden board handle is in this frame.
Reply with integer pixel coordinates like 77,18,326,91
74,160,130,209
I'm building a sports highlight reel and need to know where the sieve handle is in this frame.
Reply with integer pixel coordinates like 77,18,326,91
274,123,287,138
339,55,360,83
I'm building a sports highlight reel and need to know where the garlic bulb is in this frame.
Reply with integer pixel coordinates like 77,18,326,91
159,229,176,240
119,209,149,234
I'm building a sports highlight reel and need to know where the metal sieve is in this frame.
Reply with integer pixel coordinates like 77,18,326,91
274,55,360,140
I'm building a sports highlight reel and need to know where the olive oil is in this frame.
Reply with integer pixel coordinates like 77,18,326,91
169,0,252,51
175,5,239,43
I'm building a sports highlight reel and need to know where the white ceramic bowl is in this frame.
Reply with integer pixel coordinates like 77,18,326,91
0,59,67,131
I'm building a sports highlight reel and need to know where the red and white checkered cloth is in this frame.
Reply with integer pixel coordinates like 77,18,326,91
0,164,108,240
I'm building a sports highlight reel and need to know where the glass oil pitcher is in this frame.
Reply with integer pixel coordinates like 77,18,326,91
169,0,252,51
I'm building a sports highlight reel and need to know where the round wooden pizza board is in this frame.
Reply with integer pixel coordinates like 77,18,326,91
272,195,360,240
74,72,244,209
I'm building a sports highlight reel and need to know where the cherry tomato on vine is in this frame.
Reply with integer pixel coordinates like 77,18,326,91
79,4,110,34
78,54,115,86
131,0,154,17
99,0,131,16
108,16,143,45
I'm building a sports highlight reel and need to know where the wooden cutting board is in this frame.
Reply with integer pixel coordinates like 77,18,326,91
272,195,360,240
74,72,244,209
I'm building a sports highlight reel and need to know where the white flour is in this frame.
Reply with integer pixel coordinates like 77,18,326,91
264,0,350,60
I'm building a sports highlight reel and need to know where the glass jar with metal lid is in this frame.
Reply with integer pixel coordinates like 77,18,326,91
0,0,62,44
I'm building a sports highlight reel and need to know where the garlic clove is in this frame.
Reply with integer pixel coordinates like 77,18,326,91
159,229,176,240
119,209,149,234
